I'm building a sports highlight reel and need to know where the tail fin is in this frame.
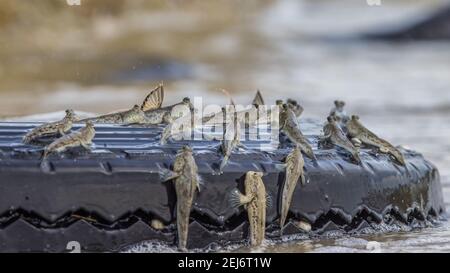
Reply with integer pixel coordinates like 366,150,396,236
280,213,287,232
40,149,53,173
40,148,49,160
40,159,53,173
218,155,230,174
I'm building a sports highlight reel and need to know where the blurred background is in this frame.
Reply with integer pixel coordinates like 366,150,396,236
0,0,449,117
1,0,450,252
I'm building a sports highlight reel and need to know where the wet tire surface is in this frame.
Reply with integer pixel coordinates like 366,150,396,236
0,122,445,252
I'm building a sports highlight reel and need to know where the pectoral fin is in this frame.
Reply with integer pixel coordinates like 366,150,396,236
319,134,330,143
159,167,180,182
81,143,92,150
351,137,362,147
228,189,254,208
275,163,287,172
228,189,243,208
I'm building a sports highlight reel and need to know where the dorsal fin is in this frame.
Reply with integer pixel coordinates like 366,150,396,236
220,89,236,106
141,83,164,111
220,89,239,125
252,90,264,106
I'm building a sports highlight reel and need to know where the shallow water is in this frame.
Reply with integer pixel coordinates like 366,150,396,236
1,0,450,252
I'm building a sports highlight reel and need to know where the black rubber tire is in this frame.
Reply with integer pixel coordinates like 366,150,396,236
0,122,445,252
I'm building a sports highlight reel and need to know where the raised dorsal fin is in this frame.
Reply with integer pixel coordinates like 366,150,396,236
221,89,241,125
220,89,235,106
141,83,164,111
252,90,264,106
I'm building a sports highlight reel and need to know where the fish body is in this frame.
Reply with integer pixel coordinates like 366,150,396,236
202,108,225,124
329,100,349,127
202,90,265,126
347,115,405,165
160,113,174,145
276,99,303,118
82,104,150,124
279,146,305,229
145,97,194,125
286,99,304,117
323,116,361,163
80,84,164,124
161,146,200,251
142,108,169,124
231,171,266,247
81,112,123,124
206,106,259,126
120,105,150,124
218,106,242,174
23,109,77,143
42,121,95,159
279,104,316,160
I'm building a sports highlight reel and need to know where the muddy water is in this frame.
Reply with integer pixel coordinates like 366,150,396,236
1,0,450,252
